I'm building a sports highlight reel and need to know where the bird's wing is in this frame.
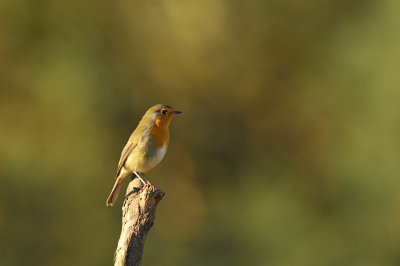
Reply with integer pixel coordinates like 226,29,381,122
115,141,137,178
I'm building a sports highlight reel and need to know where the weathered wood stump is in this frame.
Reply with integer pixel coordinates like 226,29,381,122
114,178,165,266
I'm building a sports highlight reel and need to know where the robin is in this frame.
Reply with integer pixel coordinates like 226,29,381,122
106,104,182,206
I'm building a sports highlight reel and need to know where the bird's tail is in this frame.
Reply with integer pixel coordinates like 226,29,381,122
106,176,125,206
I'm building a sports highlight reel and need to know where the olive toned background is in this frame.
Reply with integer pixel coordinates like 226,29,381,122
1,0,400,265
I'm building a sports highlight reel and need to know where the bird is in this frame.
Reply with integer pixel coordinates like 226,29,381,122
106,104,182,206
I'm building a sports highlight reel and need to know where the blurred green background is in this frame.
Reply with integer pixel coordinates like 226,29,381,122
1,0,400,265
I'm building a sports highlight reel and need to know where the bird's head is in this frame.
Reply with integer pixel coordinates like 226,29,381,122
144,104,182,127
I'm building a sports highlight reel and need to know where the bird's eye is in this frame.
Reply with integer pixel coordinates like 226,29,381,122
161,109,168,115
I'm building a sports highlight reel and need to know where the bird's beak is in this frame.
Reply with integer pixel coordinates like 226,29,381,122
173,110,182,115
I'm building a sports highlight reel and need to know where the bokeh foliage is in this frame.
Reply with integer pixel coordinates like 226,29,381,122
1,0,400,265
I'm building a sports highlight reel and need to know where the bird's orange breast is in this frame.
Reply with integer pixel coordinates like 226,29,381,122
150,118,170,148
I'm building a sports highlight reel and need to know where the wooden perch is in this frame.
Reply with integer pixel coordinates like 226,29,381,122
114,178,165,266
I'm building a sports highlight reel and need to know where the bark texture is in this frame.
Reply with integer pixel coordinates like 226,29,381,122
114,179,165,266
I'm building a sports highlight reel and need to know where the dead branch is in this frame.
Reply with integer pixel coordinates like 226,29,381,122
113,179,165,266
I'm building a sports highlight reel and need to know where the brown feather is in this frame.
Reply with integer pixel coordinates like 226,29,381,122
115,142,136,178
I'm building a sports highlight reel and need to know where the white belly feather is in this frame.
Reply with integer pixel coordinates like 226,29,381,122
145,145,167,171
124,134,168,173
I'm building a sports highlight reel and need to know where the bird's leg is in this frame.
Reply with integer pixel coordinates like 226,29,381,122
133,171,147,186
140,173,150,184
